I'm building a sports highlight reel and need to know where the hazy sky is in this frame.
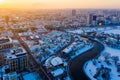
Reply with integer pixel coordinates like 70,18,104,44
0,0,120,9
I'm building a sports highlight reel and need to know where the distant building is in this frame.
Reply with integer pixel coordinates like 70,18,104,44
88,14,95,26
88,14,106,26
97,15,105,26
72,9,77,16
86,14,91,26
0,37,14,50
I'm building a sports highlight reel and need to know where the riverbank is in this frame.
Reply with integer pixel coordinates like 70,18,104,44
69,38,104,80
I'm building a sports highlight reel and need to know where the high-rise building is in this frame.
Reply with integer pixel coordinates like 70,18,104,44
88,14,97,26
72,9,77,16
0,52,4,66
97,15,105,26
89,14,93,26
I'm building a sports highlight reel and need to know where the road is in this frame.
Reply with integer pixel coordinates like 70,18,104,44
8,27,51,80
69,38,104,80
11,28,75,80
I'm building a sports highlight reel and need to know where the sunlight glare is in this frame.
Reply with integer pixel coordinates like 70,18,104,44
0,0,3,3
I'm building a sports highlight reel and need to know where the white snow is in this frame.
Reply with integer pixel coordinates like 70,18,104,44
51,68,64,77
51,57,63,66
84,46,120,80
84,61,97,80
68,29,83,34
103,46,120,58
71,45,93,58
104,30,120,34
84,27,120,80
84,59,120,80
63,42,76,54
45,56,63,67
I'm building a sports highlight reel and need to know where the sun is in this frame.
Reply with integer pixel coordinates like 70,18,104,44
0,0,3,3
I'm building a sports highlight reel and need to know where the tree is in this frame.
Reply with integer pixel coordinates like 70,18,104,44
112,56,119,65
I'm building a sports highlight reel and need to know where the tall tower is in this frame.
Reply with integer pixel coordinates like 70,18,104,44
88,14,94,26
5,16,10,28
72,9,76,16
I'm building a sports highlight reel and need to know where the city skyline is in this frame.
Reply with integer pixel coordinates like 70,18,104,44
0,0,120,9
1,3,120,80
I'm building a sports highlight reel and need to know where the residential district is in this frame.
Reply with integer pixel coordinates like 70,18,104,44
0,9,120,80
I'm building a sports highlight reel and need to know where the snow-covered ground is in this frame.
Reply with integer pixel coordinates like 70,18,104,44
104,30,120,34
84,27,120,80
68,26,120,34
103,46,120,58
84,61,98,80
84,44,120,80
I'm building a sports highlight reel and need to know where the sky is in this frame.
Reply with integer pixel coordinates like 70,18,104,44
0,0,120,9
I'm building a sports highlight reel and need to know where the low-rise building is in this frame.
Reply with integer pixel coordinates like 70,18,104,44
2,72,18,80
44,56,66,79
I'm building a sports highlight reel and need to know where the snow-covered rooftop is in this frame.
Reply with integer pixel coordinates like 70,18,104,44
51,68,64,77
63,42,76,53
45,56,63,67
51,57,63,66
